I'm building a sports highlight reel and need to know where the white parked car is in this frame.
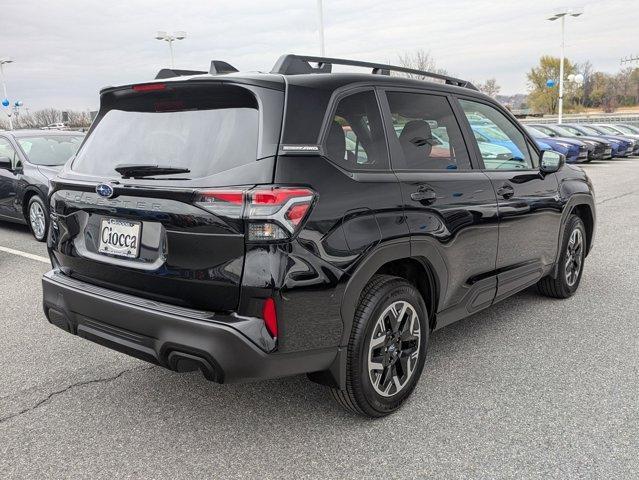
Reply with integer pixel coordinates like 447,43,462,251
42,122,67,130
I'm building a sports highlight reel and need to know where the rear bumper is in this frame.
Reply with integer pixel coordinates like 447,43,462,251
42,269,337,383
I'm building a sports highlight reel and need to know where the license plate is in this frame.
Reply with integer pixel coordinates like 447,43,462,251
98,218,141,259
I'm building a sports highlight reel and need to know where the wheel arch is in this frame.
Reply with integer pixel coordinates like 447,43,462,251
339,240,443,346
551,194,596,278
21,186,46,221
310,240,443,390
570,202,594,256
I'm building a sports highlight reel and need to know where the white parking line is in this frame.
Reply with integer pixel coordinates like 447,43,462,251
0,246,50,264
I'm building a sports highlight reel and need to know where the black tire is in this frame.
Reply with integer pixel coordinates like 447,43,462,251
27,195,49,242
331,275,429,417
537,215,586,299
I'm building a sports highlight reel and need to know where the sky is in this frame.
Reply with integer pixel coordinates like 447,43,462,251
1,0,638,112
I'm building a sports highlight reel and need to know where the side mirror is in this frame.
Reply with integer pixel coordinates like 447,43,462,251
0,156,12,171
540,150,564,173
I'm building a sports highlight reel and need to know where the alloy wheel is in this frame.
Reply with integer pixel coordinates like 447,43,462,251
29,201,46,240
367,300,421,397
565,228,583,287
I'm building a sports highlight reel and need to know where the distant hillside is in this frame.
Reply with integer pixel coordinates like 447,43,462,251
495,94,528,110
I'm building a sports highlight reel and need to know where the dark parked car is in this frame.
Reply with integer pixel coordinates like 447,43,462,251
42,55,596,417
561,124,633,158
524,126,589,163
0,130,84,240
590,124,639,155
529,124,613,160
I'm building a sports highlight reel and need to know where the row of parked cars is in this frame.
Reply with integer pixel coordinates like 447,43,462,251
523,122,639,162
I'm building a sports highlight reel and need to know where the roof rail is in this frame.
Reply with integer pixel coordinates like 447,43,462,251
271,54,477,90
155,68,207,79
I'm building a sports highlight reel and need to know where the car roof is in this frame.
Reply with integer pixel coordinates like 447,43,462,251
124,70,484,97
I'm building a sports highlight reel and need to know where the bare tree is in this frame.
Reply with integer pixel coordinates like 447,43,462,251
477,78,501,98
2,108,93,130
397,49,447,80
67,110,92,128
32,108,62,126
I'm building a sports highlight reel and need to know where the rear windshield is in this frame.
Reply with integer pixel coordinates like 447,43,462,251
71,84,259,179
18,135,84,166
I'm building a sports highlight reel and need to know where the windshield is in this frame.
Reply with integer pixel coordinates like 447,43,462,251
72,107,258,179
578,125,600,135
525,126,548,138
17,135,83,166
615,125,638,134
554,125,579,136
596,125,619,134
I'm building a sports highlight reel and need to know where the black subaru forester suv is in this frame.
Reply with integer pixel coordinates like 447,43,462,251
42,55,595,417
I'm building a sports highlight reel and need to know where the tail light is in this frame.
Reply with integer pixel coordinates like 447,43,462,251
194,186,316,242
132,83,166,92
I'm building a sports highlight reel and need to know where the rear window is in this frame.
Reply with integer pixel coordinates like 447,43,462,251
72,84,259,179
18,135,84,166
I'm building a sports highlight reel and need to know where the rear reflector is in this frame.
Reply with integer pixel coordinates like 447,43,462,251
262,298,278,338
132,83,166,92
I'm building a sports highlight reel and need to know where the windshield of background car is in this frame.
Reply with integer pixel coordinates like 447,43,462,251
578,125,601,135
616,125,637,134
596,125,619,134
554,125,579,136
526,126,548,138
71,83,259,179
17,135,84,166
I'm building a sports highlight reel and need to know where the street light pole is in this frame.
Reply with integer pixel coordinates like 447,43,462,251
0,58,14,130
558,15,565,124
548,8,583,124
155,31,186,68
317,0,325,56
168,40,175,68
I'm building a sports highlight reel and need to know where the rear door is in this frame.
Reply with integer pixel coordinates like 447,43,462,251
0,136,22,219
455,97,562,301
48,80,284,312
379,88,499,320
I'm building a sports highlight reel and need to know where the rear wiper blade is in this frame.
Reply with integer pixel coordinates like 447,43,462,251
114,164,190,179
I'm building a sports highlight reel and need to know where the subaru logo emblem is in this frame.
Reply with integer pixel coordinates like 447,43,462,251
96,183,115,198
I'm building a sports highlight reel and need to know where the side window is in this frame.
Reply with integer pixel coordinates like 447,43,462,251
386,92,470,170
0,138,19,168
324,90,388,170
458,99,536,170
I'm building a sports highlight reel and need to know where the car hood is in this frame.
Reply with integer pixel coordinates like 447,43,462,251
37,164,64,180
550,137,585,147
598,135,631,145
569,136,611,147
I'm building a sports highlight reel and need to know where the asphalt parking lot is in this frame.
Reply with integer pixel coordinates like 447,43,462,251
0,159,637,479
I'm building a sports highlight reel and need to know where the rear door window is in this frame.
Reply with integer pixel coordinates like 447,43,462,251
323,90,389,170
385,91,471,170
71,84,259,179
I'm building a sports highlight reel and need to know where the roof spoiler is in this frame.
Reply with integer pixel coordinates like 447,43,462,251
271,54,477,90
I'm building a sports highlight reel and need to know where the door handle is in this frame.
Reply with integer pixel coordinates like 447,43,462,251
410,187,437,204
496,183,514,199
